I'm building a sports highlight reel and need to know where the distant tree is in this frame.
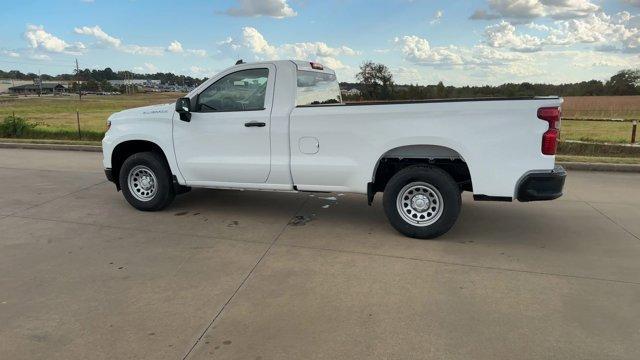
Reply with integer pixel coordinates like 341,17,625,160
606,69,640,95
435,81,446,98
356,61,394,100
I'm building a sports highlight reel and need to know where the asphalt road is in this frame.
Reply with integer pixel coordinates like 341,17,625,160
1,148,639,360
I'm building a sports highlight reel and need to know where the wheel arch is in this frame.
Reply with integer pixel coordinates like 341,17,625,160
111,140,172,189
369,144,473,204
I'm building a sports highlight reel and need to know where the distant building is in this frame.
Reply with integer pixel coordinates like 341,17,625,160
0,79,33,94
108,79,161,87
8,83,67,95
341,88,362,96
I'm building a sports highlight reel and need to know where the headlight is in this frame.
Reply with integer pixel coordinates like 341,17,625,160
106,120,111,131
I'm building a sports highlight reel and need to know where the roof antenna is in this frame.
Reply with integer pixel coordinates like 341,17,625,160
235,59,244,65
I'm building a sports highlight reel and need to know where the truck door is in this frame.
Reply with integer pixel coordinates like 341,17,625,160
173,65,274,183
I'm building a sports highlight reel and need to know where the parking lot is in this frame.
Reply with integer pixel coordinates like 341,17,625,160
1,148,639,359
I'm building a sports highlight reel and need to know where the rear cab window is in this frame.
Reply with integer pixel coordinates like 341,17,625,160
296,67,342,106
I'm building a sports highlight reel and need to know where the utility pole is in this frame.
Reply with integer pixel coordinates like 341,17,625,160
75,58,82,100
37,70,42,97
124,71,129,95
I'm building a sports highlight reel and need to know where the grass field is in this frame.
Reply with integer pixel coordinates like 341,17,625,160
0,93,183,140
1,93,639,144
561,120,636,143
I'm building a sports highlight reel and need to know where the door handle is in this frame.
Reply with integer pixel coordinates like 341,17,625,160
245,121,266,127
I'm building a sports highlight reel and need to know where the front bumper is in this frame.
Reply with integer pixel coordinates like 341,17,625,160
517,165,566,202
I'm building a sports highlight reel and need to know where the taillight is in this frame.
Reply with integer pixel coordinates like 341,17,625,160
310,62,324,70
538,107,561,155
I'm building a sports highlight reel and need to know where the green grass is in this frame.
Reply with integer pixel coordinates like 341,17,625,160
561,120,636,144
0,92,182,134
0,137,101,146
557,155,640,165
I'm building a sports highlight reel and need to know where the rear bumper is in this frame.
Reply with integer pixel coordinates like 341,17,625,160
517,165,566,202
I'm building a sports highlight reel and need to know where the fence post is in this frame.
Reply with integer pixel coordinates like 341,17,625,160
76,110,81,140
632,120,637,144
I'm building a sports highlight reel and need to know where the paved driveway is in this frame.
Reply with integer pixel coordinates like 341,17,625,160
1,148,639,360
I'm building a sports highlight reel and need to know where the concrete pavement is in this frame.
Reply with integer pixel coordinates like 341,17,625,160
0,148,639,359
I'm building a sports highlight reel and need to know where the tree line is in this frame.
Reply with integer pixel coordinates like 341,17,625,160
0,68,206,92
343,62,640,101
2,63,639,98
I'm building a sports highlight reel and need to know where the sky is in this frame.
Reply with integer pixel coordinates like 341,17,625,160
1,0,640,86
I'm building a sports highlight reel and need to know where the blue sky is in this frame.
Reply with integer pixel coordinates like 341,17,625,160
1,0,639,85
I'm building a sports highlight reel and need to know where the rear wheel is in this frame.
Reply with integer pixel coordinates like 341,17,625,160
119,152,175,211
383,165,461,239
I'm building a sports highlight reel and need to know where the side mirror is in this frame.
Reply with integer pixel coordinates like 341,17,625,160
175,97,192,122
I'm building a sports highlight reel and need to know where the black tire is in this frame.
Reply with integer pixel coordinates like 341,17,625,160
118,152,175,211
383,165,461,239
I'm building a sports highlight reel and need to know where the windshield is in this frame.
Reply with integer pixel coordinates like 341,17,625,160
296,70,342,106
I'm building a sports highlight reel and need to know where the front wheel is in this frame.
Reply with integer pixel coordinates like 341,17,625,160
119,152,175,211
383,166,461,239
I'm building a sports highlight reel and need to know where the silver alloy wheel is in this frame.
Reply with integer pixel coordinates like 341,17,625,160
127,165,158,202
396,182,444,227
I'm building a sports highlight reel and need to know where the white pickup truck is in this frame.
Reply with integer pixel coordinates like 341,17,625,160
102,60,566,239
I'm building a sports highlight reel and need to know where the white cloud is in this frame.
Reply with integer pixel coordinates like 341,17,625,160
187,49,207,57
166,40,206,57
430,10,444,25
144,63,158,72
623,0,640,7
526,23,551,31
134,62,159,73
24,25,83,54
236,27,357,73
279,42,360,59
481,11,640,53
29,53,51,61
167,40,183,53
74,25,164,56
2,50,20,58
315,56,346,70
551,12,640,52
74,25,121,47
224,0,297,18
484,21,543,51
217,37,241,52
240,27,358,71
120,44,164,56
471,0,599,21
394,35,464,65
188,66,219,77
242,27,278,59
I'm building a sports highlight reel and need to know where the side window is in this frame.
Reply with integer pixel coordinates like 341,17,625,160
196,68,269,112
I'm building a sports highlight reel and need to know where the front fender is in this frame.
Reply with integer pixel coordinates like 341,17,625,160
102,116,185,184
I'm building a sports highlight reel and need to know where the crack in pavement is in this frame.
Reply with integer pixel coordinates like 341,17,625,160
277,243,640,286
7,180,108,217
180,197,311,360
584,201,640,242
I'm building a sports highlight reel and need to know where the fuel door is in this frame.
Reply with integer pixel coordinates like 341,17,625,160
299,137,319,154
